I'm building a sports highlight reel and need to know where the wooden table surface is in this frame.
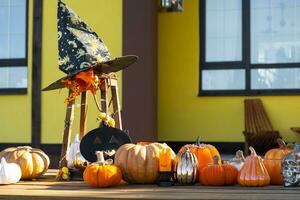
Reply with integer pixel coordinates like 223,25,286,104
0,170,299,200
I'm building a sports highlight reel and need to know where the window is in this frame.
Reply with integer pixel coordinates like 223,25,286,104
200,0,300,95
0,0,27,94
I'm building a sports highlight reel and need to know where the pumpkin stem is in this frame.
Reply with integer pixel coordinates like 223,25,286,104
137,142,150,146
235,150,245,162
0,157,6,165
249,146,257,156
184,146,190,152
212,155,219,165
74,134,80,142
95,151,105,165
277,138,287,149
195,136,201,146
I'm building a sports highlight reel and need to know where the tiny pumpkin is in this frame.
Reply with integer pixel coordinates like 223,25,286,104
0,146,50,179
0,158,22,184
263,138,293,185
175,147,198,185
200,156,238,186
238,147,270,187
179,136,221,174
83,151,122,187
114,142,176,184
228,150,245,171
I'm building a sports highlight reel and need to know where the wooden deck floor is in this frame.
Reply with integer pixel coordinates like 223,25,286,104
0,170,299,200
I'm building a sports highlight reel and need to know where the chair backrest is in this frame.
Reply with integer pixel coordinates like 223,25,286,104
244,99,274,134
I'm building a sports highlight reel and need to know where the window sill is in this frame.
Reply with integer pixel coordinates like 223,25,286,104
0,88,27,95
198,89,300,97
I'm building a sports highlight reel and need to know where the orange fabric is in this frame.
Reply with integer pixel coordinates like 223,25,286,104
62,69,99,103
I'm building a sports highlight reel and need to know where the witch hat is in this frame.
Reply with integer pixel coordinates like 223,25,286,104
43,0,138,91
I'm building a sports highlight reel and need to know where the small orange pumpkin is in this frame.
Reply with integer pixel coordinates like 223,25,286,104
263,139,293,185
83,151,122,187
179,136,221,173
238,147,270,187
200,156,238,186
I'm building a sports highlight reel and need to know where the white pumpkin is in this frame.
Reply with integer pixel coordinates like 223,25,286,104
0,157,21,184
228,150,245,171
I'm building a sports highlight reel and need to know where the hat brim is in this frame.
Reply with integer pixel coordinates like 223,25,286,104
42,55,138,91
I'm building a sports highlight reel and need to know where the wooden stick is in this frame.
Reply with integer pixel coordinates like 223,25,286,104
111,83,122,130
59,89,75,168
100,79,108,113
79,91,88,140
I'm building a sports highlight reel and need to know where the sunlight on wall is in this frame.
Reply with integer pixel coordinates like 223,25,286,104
0,0,33,143
158,0,300,143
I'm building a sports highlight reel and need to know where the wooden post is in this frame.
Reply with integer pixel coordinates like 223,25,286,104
100,79,108,113
59,90,75,168
110,79,122,129
79,91,88,140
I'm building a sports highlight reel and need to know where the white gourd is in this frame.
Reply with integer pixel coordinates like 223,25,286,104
0,157,22,184
67,134,80,168
228,150,245,171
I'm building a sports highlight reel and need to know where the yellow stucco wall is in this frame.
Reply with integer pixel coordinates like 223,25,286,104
158,0,300,143
41,0,123,143
0,0,33,143
1,0,299,145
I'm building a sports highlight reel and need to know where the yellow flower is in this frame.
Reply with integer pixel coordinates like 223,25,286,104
62,173,69,180
62,167,69,174
99,112,107,120
107,117,115,128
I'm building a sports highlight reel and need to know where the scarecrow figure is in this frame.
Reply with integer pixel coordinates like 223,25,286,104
43,0,137,180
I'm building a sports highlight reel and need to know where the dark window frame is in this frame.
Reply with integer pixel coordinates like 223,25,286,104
199,0,300,96
0,0,29,95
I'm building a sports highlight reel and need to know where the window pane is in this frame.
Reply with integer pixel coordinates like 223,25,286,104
251,0,300,64
0,0,26,59
206,0,242,62
0,67,27,88
202,69,245,90
251,68,300,89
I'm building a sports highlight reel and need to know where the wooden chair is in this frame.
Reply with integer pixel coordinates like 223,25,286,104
243,99,281,155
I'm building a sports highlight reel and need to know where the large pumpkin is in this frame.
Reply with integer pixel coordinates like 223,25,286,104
200,156,238,186
179,136,221,173
114,143,176,184
238,147,270,187
263,139,293,185
0,146,50,179
83,151,122,187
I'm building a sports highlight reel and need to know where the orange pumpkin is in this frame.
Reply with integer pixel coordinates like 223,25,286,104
83,151,122,187
200,156,238,186
263,139,293,185
238,147,270,187
114,143,176,184
179,136,221,173
0,146,50,179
